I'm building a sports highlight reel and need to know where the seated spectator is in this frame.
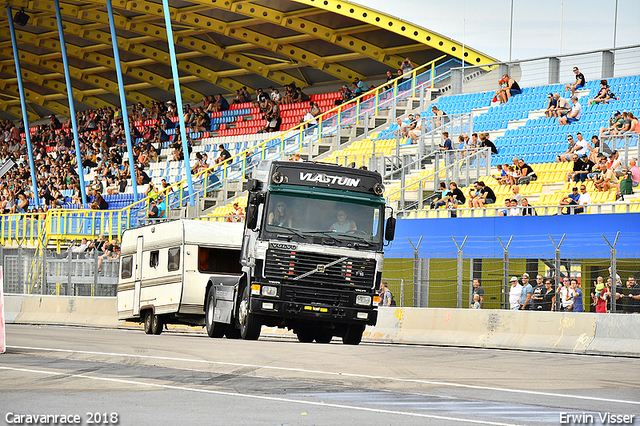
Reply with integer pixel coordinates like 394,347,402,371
560,186,588,214
229,202,244,222
492,164,506,182
558,132,589,162
592,162,620,194
552,93,571,118
629,112,640,133
430,182,448,209
588,135,611,163
446,181,465,212
300,108,318,130
599,111,624,137
520,198,536,216
544,93,557,118
352,77,368,96
147,198,159,219
468,181,495,208
498,198,511,216
507,199,520,216
558,96,582,125
295,88,310,103
214,144,232,166
309,101,321,117
253,88,268,111
408,113,422,144
90,189,108,210
71,237,89,255
516,158,536,185
564,67,586,97
492,77,507,103
497,74,521,103
269,87,281,104
628,159,640,188
335,85,353,105
588,80,616,105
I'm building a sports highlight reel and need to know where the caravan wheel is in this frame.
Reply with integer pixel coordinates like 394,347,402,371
143,311,153,335
151,314,164,335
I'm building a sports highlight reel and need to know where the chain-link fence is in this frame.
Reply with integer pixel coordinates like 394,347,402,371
1,246,119,297
383,232,640,313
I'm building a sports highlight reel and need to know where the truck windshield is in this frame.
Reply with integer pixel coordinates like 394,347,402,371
263,193,383,247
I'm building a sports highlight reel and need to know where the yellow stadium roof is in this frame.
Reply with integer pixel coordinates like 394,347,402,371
0,0,496,120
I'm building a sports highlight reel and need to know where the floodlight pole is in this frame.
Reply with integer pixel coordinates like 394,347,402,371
53,0,87,205
161,0,195,205
7,5,39,208
106,0,139,202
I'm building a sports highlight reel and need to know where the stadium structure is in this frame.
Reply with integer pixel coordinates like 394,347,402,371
0,0,639,311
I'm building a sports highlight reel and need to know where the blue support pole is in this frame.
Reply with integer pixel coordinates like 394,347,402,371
106,0,139,202
7,6,39,209
161,0,195,205
53,0,87,206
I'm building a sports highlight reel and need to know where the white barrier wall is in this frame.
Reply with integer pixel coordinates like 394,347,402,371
4,295,639,357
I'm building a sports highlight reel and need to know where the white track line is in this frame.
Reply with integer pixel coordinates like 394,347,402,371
0,365,517,426
8,345,640,406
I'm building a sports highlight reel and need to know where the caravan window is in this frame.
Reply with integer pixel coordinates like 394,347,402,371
198,247,242,273
168,247,180,271
150,250,159,268
121,256,132,279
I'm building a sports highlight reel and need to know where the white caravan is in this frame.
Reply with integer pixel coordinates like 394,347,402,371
117,219,243,335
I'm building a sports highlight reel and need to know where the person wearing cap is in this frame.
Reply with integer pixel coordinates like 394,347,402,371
519,273,533,310
509,277,523,310
599,111,625,137
564,67,586,97
157,195,166,219
147,198,159,219
558,95,582,126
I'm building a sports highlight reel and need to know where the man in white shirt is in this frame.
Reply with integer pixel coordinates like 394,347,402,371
575,184,591,214
509,277,523,310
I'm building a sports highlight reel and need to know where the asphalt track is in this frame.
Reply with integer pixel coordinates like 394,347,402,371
1,324,638,426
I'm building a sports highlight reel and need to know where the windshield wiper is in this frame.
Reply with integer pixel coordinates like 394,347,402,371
331,233,372,247
303,230,341,244
269,225,307,240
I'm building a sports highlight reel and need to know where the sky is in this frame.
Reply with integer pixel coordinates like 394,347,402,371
363,0,640,62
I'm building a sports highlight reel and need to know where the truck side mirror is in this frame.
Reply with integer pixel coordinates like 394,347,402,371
245,192,263,231
385,217,396,241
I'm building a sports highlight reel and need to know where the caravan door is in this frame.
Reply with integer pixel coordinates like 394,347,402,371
133,235,143,316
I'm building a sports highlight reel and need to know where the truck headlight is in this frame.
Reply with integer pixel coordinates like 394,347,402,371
355,295,372,306
261,285,278,297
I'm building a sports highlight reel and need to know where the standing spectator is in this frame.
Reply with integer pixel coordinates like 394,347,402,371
544,93,557,118
439,131,453,165
570,279,584,312
509,277,523,310
379,281,392,307
559,278,572,311
564,67,586,97
401,58,414,83
624,276,640,314
519,273,533,310
558,96,582,126
531,274,546,310
156,195,166,219
592,277,609,313
147,198,159,219
497,74,521,103
479,133,498,155
384,70,395,91
408,113,422,145
540,279,556,311
471,279,484,308
431,106,447,128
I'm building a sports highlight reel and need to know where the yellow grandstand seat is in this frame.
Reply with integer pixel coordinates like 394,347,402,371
407,211,416,219
417,210,427,219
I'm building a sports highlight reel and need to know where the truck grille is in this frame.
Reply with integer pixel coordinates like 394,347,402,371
264,248,376,289
283,285,351,306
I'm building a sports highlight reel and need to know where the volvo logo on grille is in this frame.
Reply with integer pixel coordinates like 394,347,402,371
317,264,326,273
271,242,297,251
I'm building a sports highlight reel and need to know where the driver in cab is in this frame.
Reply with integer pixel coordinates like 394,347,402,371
329,209,357,232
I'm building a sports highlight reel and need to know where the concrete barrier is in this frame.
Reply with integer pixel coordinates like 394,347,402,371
11,295,118,328
586,314,640,357
5,295,639,357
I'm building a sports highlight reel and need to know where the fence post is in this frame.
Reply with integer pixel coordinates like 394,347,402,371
452,236,468,308
18,245,23,294
363,111,369,138
549,234,566,312
400,278,405,308
419,83,425,112
67,251,73,296
93,252,100,297
497,236,514,309
468,258,474,308
408,236,423,307
602,232,620,313
41,248,46,295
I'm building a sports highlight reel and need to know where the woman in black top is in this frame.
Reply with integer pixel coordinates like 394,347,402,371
540,279,556,311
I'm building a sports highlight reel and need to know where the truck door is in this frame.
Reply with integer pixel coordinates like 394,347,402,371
133,235,143,316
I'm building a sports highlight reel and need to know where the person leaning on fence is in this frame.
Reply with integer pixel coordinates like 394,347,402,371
379,281,392,307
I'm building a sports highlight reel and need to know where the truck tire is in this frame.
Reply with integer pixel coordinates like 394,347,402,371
205,289,227,338
342,324,364,345
315,328,333,344
296,326,314,343
238,285,261,340
143,311,153,335
151,314,164,335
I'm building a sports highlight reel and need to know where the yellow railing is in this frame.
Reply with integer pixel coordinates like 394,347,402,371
0,55,451,245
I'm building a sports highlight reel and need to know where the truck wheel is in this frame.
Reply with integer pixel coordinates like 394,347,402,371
205,289,227,338
315,328,333,344
143,311,153,334
342,324,364,345
296,326,314,343
238,285,261,340
151,314,164,335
